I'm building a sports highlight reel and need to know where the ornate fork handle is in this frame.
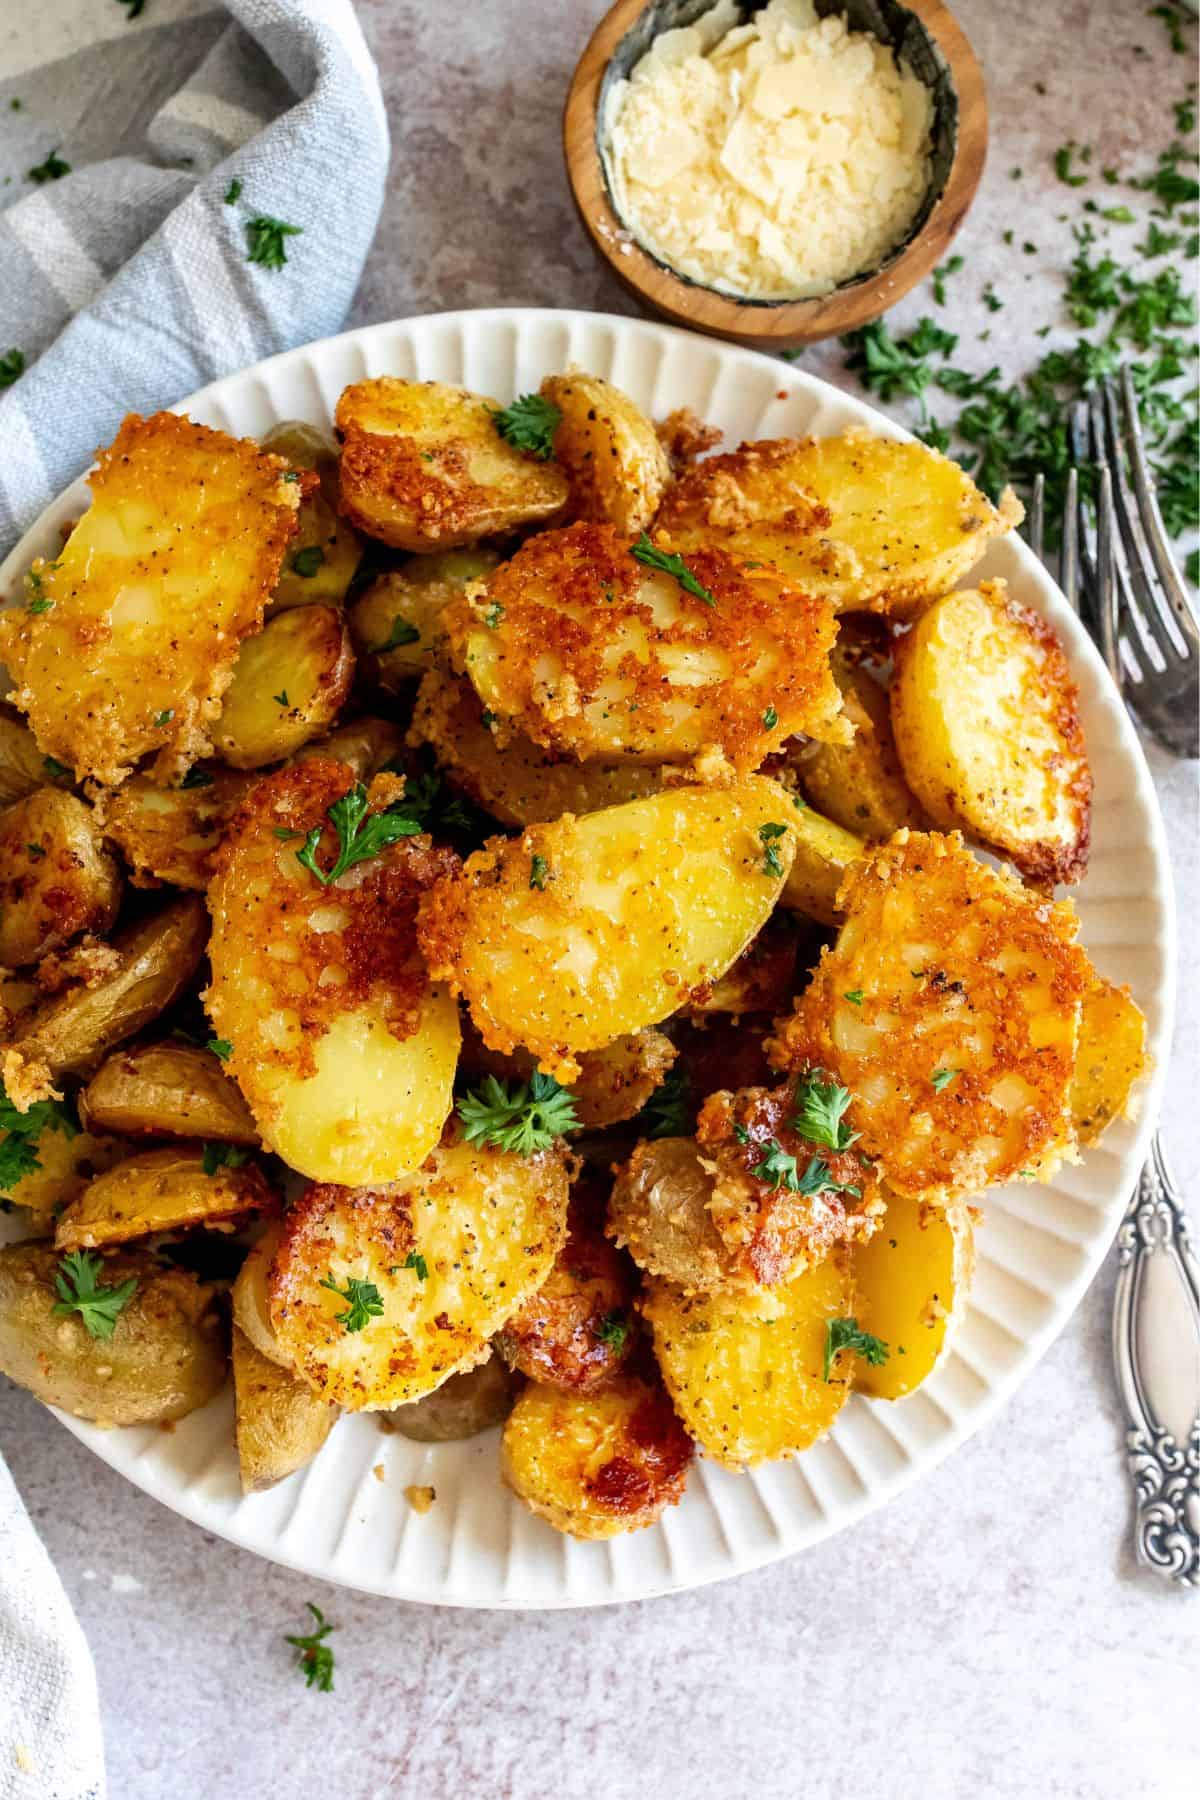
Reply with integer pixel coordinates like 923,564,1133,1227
1112,1132,1200,1586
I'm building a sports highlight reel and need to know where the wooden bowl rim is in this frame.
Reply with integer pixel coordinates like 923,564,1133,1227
563,0,988,348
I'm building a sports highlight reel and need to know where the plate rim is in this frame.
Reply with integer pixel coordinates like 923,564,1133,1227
0,304,1176,1609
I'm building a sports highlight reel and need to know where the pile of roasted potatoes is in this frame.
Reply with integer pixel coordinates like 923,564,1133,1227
0,367,1146,1539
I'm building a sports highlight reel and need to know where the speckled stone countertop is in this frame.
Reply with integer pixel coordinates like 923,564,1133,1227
2,3,1198,1796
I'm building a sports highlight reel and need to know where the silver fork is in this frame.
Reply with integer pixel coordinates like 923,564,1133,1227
1029,383,1200,1587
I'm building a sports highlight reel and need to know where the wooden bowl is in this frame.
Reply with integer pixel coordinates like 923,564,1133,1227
564,0,988,350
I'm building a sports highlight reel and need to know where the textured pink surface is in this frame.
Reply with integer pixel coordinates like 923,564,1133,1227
1,2,1198,1794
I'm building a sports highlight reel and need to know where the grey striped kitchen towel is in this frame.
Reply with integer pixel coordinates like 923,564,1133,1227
0,0,389,561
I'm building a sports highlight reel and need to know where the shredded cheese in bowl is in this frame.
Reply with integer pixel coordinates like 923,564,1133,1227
601,0,936,301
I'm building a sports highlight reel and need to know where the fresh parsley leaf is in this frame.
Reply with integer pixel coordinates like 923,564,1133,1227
484,600,505,629
180,767,214,789
0,1084,78,1195
206,1038,233,1062
931,1067,958,1092
285,1602,335,1692
843,990,864,1006
273,691,290,708
404,1251,428,1282
1148,4,1188,55
52,1251,138,1340
42,756,71,782
291,545,324,578
752,1139,801,1191
796,1154,862,1200
296,782,422,886
490,393,561,460
1055,144,1088,187
823,1316,890,1383
0,348,24,388
223,177,242,205
456,1071,579,1156
27,597,53,615
527,852,551,892
245,214,302,271
28,149,71,184
792,1073,859,1151
630,534,714,606
153,709,174,728
635,1067,692,1140
320,1273,385,1333
762,703,778,730
759,821,788,877
596,1310,629,1352
931,253,964,304
200,1141,252,1176
26,842,45,859
368,616,420,654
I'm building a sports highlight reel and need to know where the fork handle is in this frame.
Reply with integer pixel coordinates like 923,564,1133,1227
1112,1131,1200,1586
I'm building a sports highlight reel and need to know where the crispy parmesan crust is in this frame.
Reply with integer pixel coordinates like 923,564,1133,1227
769,831,1091,1200
0,413,300,787
97,768,254,892
498,1192,637,1391
442,521,849,772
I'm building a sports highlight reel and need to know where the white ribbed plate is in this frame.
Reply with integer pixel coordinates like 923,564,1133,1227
0,309,1174,1608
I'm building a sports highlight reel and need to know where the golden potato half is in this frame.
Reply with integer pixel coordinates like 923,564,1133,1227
214,604,355,770
793,650,927,840
335,377,568,550
232,1325,339,1493
850,1191,975,1399
417,779,798,1080
79,1042,259,1145
540,371,671,536
502,1368,693,1539
99,767,253,892
890,582,1092,885
770,830,1091,1200
1070,974,1148,1147
654,432,1021,616
0,412,299,786
0,788,121,968
55,1146,274,1251
497,1192,637,1392
258,420,362,614
643,1253,854,1469
267,1142,570,1409
349,549,503,688
444,522,848,770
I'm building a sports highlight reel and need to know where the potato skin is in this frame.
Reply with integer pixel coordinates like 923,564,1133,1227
0,1240,228,1427
501,1367,692,1539
382,1351,517,1442
0,412,300,786
497,1194,637,1391
0,789,121,968
232,1324,338,1492
890,582,1091,885
79,1042,259,1145
794,652,926,840
206,762,460,1185
55,1146,274,1252
777,803,864,927
0,711,59,809
335,377,568,550
850,1191,975,1400
267,1142,571,1409
770,830,1091,1200
418,779,798,1081
444,522,848,770
539,371,671,537
349,550,503,689
213,605,355,770
608,1137,735,1292
7,894,209,1079
231,1221,291,1367
1070,975,1148,1147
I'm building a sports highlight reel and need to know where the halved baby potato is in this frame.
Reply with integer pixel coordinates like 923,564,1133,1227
335,377,569,550
0,1240,228,1427
206,762,460,1186
54,1146,274,1251
231,1220,290,1367
501,1366,693,1539
642,1252,855,1469
0,711,56,809
267,1141,570,1409
409,671,666,827
417,779,798,1080
653,431,1021,616
890,582,1092,885
383,1351,517,1442
770,830,1092,1200
0,788,122,967
849,1190,975,1400
443,522,848,769
793,650,927,840
0,1125,127,1230
607,1136,737,1293
1070,974,1148,1146
459,1017,677,1130
496,1191,637,1391
539,371,672,536
349,550,503,689
259,420,363,613
79,1042,259,1145
232,1324,339,1493
213,605,355,770
777,802,865,927
99,767,253,891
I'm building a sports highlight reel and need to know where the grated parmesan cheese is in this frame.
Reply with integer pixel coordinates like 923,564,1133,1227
602,0,934,301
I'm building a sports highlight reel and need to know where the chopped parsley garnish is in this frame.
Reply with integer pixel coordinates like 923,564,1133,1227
843,990,864,1006
291,545,324,578
529,853,549,890
201,1142,252,1175
0,1084,77,1194
931,1068,958,1093
153,709,174,728
180,767,214,789
52,1252,138,1341
795,1153,860,1200
320,1273,385,1333
931,253,964,304
759,821,788,877
206,1038,233,1062
751,1138,801,1190
484,601,505,629
404,1251,428,1283
456,1071,579,1156
26,842,45,859
596,1310,629,1352
635,1067,692,1140
223,177,242,205
1148,5,1189,55
368,616,420,654
762,704,779,730
42,756,71,781
490,393,561,460
823,1317,890,1383
245,214,302,271
296,782,422,886
1054,144,1088,187
792,1074,859,1152
273,691,289,707
0,348,24,388
630,534,714,606
28,149,71,184
285,1603,336,1692
27,597,53,615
